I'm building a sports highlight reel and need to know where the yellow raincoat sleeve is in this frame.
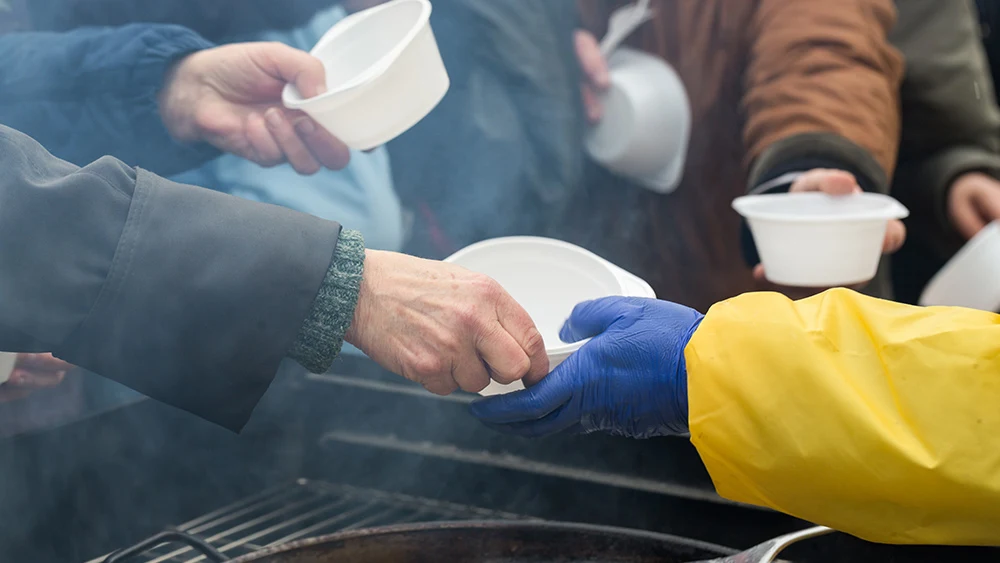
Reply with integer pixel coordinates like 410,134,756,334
684,288,1000,546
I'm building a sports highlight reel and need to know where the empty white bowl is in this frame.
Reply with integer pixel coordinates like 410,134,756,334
445,237,654,396
585,47,691,194
920,221,1000,312
0,352,17,384
733,192,909,287
282,0,449,150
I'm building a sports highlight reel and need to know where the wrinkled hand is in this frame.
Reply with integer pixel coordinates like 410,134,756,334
752,169,906,298
0,354,73,403
345,251,549,395
575,30,610,124
158,42,350,174
948,172,1000,240
470,297,701,439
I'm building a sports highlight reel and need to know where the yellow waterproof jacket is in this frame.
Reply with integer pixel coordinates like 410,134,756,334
685,288,1000,545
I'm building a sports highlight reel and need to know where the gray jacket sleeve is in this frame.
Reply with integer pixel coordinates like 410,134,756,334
891,0,1000,256
0,124,358,432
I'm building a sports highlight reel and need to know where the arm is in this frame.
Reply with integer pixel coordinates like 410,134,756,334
0,125,549,430
0,27,351,177
687,288,1000,545
0,24,221,175
743,0,904,194
0,123,349,431
892,0,1000,253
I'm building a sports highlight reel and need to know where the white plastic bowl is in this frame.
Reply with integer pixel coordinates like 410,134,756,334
0,352,16,385
445,237,653,397
282,0,449,150
733,192,909,287
920,221,1000,312
585,47,691,194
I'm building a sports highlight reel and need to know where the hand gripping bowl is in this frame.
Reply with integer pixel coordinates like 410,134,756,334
282,0,449,150
733,192,909,287
444,237,655,396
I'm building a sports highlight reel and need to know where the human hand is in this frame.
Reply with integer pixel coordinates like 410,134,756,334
948,171,1000,240
158,42,350,175
0,354,73,403
751,169,906,297
575,30,610,124
345,251,549,395
469,297,701,439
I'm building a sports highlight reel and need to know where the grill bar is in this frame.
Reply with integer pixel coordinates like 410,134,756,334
86,479,532,563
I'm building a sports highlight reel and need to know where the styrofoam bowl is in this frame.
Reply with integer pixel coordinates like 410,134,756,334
733,192,909,287
0,352,17,385
585,47,691,194
920,221,1000,311
282,0,449,150
445,237,647,397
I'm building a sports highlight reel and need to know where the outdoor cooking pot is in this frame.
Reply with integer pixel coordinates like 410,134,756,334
104,520,737,562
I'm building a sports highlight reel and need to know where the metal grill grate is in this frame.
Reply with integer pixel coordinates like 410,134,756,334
87,479,532,563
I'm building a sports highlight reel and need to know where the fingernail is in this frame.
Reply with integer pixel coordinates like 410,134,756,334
295,119,315,135
265,108,283,129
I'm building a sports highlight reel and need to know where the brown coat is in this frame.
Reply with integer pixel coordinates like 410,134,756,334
560,0,904,311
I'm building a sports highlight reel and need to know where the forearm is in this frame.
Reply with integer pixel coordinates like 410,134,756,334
685,288,1000,545
0,124,343,431
0,25,220,174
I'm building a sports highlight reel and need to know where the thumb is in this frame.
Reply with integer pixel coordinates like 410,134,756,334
559,296,640,343
259,43,328,98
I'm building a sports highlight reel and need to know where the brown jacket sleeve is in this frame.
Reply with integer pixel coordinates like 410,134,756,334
744,0,904,193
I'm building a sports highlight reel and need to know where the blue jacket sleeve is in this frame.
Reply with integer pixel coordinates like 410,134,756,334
0,24,221,175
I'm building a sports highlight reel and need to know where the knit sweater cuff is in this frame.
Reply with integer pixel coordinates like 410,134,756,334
287,229,365,373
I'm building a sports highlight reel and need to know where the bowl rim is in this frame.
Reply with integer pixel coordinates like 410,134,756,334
732,192,909,223
283,0,432,109
919,220,1000,307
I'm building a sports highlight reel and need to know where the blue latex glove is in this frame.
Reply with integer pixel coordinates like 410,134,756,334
469,297,704,439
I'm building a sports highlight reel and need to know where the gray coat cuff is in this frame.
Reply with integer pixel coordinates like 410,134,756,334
287,229,366,373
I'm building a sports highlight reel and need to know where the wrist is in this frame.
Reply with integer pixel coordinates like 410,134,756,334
157,51,207,144
670,314,704,435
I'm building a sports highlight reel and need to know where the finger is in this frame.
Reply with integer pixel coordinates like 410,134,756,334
245,112,284,167
468,366,575,425
882,219,907,254
752,264,766,281
15,353,73,371
790,169,859,195
8,370,65,389
950,196,987,240
290,116,352,170
450,354,491,394
479,404,579,438
257,42,328,98
264,108,321,175
495,296,549,386
422,376,459,396
973,187,1000,226
559,297,638,343
574,30,609,90
0,386,33,403
476,325,532,386
581,85,603,124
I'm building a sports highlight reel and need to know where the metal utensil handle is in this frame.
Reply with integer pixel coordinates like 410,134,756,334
758,526,834,562
102,529,229,563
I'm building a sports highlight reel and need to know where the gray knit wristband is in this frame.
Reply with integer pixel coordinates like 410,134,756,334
287,229,365,373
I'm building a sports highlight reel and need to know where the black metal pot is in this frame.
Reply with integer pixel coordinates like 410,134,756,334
104,521,737,562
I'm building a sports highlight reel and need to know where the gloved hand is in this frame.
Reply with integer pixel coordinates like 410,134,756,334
469,297,703,439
